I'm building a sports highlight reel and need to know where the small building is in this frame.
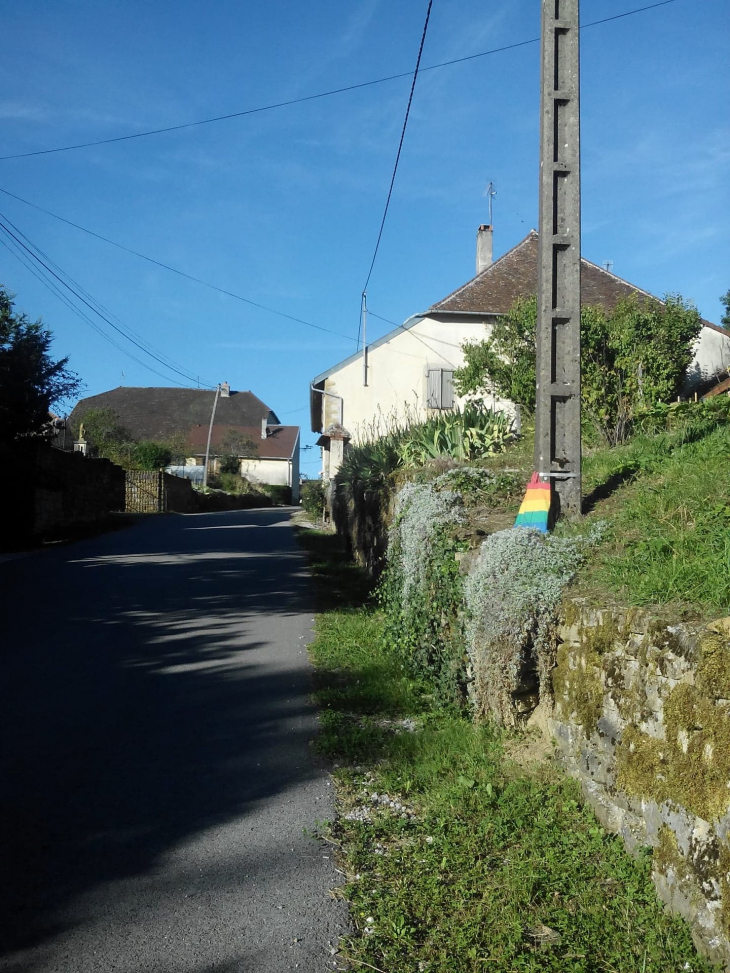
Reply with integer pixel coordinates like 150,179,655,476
69,385,300,502
310,227,730,479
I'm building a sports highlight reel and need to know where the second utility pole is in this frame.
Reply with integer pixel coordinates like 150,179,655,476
534,0,582,517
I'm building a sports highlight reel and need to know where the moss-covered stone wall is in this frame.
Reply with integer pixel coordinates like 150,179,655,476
550,604,730,968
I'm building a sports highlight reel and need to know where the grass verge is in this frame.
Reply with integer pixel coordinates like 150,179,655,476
298,527,717,973
576,420,730,618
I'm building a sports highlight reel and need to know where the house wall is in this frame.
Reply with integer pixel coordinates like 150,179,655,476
685,326,730,391
321,313,512,443
318,312,729,439
240,457,293,490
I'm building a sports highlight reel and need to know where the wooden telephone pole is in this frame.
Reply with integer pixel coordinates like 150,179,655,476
535,0,582,516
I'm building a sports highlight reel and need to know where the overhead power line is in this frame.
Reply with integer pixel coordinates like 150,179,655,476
361,0,433,296
0,233,194,387
0,186,357,344
0,212,216,387
0,1,678,163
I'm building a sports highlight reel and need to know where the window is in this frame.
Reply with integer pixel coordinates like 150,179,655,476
426,367,454,410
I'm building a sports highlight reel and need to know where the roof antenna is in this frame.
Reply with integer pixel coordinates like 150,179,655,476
484,181,497,225
602,260,614,273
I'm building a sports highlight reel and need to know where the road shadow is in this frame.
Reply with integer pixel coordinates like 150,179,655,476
0,508,332,967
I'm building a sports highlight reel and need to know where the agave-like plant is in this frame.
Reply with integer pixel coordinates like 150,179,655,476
398,404,516,468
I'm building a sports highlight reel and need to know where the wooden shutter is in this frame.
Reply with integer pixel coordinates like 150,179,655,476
441,370,454,410
427,368,441,409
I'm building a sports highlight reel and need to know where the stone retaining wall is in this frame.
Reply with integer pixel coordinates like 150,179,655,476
550,603,730,968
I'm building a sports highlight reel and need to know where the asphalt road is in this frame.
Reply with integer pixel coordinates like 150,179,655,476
0,508,348,973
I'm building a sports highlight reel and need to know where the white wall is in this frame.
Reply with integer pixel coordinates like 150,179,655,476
321,313,513,443
240,457,292,488
319,315,730,436
685,327,730,391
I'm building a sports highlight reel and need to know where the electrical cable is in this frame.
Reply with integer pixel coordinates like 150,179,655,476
4,211,211,380
0,212,209,385
361,0,433,296
0,1,678,163
0,233,194,387
0,213,213,387
0,187,358,344
369,310,465,350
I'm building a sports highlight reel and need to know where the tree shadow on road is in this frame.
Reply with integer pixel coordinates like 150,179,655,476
0,509,341,969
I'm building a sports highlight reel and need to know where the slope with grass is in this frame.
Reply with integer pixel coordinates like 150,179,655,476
299,528,717,973
576,415,730,618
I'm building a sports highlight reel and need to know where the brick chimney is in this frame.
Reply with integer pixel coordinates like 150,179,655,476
220,381,230,397
476,224,493,275
261,417,268,440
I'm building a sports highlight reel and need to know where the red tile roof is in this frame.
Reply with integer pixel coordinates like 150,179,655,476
187,424,299,460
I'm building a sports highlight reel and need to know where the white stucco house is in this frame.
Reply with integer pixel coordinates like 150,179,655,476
310,226,730,479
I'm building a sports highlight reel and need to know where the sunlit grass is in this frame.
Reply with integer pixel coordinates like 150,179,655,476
298,528,715,973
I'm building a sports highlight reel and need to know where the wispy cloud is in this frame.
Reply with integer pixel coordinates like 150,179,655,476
0,100,48,122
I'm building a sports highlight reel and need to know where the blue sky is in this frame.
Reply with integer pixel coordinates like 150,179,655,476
1,0,728,476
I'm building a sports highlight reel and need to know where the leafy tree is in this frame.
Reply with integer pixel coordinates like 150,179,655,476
131,441,172,470
456,296,538,413
0,287,81,446
219,429,256,474
75,407,129,450
454,292,702,445
721,290,730,328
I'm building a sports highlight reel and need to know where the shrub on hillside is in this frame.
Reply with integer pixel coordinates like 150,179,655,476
338,405,518,496
379,480,466,704
455,293,703,444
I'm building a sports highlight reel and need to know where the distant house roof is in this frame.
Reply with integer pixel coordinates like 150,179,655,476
69,386,281,442
187,423,299,461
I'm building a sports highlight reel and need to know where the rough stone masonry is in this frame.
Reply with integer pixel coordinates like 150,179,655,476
550,602,730,969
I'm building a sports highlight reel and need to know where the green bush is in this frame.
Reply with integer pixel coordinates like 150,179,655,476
301,479,326,518
337,406,518,496
258,483,292,505
337,431,404,493
131,441,172,470
216,471,255,495
455,293,703,444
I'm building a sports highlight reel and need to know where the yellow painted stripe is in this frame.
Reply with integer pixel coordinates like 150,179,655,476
518,494,551,514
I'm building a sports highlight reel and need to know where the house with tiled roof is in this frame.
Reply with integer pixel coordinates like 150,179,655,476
69,384,300,501
310,227,730,474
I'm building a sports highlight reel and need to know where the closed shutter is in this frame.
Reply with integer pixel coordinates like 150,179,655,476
427,368,441,409
441,370,454,409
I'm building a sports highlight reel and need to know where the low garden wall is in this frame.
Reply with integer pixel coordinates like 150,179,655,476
332,480,392,577
550,603,730,968
1,443,126,545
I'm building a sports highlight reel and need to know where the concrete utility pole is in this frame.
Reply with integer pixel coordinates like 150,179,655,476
203,383,221,489
535,0,582,516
